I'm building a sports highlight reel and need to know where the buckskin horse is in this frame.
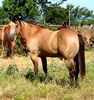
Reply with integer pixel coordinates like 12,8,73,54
9,18,85,87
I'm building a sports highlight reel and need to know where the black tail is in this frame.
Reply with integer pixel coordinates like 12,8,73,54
78,34,86,79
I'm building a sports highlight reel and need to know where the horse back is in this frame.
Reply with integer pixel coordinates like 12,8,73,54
58,25,70,30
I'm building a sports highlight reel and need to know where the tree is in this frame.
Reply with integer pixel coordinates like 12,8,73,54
2,0,41,56
0,7,8,24
3,0,40,23
37,0,67,26
67,4,94,26
45,4,68,24
37,0,51,26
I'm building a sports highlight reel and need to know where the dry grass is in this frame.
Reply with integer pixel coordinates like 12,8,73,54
0,55,64,70
0,51,94,100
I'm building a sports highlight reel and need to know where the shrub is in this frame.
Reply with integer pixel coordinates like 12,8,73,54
6,64,19,76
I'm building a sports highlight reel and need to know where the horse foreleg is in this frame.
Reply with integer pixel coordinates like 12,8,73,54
30,53,38,82
65,59,74,87
74,54,79,87
11,41,16,57
87,39,91,50
7,43,11,56
1,42,5,58
41,57,48,80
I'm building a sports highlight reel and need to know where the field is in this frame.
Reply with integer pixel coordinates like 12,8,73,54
0,50,94,100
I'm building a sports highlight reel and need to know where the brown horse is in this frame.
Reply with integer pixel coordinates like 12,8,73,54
1,25,28,58
0,29,2,44
58,22,70,30
1,25,18,58
81,28,93,50
9,19,85,87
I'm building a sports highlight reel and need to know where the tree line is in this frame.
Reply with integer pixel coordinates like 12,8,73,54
0,0,94,26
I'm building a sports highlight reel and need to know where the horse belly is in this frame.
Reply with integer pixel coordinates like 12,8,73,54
39,49,60,57
38,44,60,57
27,38,60,57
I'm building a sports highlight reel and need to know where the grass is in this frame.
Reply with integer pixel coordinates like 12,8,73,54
0,51,94,100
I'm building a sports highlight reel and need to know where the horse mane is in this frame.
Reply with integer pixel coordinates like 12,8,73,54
18,20,46,29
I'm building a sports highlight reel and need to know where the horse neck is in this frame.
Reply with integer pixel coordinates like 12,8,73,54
20,22,35,42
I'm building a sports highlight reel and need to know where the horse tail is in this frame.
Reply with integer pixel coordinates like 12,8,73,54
78,33,86,79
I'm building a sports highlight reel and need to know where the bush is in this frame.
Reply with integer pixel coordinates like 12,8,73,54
6,64,19,76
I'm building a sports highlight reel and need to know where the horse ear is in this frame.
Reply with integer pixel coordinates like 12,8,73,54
9,16,18,22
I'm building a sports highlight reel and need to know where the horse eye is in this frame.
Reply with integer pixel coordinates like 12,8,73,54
16,25,18,28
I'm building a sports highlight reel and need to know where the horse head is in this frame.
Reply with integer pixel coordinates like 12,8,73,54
9,18,20,41
89,24,94,35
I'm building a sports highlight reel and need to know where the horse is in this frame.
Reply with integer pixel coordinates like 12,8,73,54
81,25,94,50
1,25,28,58
58,22,70,30
0,29,2,44
89,24,94,35
1,25,18,58
8,19,85,87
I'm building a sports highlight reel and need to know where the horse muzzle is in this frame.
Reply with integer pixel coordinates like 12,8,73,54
9,34,16,41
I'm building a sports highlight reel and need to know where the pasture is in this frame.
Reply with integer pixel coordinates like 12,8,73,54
0,50,94,100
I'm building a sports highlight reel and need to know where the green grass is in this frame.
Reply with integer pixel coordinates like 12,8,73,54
0,51,94,100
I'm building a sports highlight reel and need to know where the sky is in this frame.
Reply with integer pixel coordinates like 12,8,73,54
52,0,94,11
0,0,94,11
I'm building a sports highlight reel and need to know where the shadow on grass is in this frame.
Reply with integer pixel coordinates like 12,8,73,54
25,69,69,86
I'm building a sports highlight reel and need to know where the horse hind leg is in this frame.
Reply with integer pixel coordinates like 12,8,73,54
65,59,75,87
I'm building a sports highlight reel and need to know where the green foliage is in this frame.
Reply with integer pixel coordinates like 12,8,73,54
45,5,68,24
0,7,8,24
67,4,94,26
15,35,24,55
1,0,94,26
0,67,4,74
6,64,19,76
25,67,35,81
3,0,40,22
